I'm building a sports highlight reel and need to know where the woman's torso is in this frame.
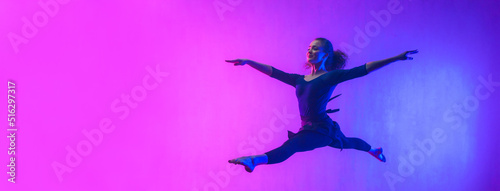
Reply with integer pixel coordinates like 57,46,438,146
296,74,337,124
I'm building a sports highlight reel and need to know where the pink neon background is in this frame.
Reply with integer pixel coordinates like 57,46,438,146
1,0,499,190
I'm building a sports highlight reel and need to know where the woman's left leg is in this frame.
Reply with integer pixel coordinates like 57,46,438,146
328,131,386,162
329,136,371,151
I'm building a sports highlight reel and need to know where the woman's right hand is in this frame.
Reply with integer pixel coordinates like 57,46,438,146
225,59,273,76
225,59,253,66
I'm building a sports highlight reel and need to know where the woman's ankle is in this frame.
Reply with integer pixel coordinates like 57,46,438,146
253,154,268,165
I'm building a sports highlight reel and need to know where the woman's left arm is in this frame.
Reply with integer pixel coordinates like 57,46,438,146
365,50,419,73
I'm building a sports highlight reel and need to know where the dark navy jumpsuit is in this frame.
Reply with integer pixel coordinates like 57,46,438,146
264,64,372,164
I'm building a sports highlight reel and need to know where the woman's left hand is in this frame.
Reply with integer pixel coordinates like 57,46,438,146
397,50,419,60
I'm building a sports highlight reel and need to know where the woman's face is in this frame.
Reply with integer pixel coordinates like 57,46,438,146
307,40,328,64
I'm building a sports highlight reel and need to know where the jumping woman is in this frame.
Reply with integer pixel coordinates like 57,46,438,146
226,37,418,172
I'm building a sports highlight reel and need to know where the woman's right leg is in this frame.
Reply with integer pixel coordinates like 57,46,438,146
229,130,332,172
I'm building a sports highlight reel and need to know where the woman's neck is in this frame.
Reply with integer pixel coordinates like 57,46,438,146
309,62,327,76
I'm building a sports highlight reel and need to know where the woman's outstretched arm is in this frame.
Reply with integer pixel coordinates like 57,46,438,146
225,59,300,87
365,50,419,73
225,59,272,76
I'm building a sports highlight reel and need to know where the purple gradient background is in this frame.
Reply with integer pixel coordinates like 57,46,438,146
1,0,499,190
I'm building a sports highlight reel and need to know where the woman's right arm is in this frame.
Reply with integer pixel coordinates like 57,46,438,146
246,60,273,76
225,59,272,76
225,59,300,87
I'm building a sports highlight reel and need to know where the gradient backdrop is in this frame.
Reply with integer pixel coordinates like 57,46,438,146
1,0,499,190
